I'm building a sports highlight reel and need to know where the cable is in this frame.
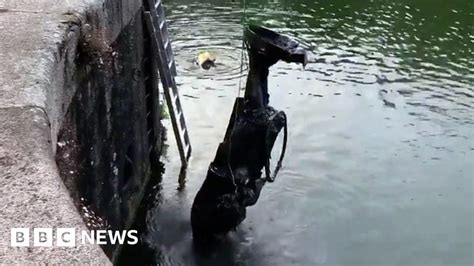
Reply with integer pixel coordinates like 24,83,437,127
226,0,248,192
265,112,288,182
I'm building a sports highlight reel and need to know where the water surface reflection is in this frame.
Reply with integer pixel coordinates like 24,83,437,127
126,0,473,265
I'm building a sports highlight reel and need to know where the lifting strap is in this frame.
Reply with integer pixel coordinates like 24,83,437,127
264,111,288,183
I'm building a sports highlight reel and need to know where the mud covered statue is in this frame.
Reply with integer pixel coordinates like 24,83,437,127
191,25,307,243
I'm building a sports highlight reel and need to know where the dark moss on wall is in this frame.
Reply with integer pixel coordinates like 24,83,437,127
55,9,163,261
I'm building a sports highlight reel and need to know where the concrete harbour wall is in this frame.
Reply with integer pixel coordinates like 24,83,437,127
0,0,162,263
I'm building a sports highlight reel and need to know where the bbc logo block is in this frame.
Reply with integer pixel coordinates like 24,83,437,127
57,228,76,247
11,228,29,247
11,228,76,247
10,228,138,247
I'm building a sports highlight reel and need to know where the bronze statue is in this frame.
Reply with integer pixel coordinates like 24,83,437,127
191,25,307,243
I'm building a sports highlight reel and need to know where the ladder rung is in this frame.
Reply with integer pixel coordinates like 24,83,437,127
164,39,170,49
179,114,186,128
170,84,178,94
184,143,190,153
173,92,181,103
168,60,174,69
154,0,161,9
180,128,187,141
159,20,165,30
174,106,181,118
171,101,181,116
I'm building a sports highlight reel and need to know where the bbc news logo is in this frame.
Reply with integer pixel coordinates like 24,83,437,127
11,228,138,247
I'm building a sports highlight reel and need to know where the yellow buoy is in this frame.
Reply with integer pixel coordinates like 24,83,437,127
197,51,216,70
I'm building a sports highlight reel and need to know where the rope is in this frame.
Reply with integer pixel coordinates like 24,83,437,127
237,0,247,98
226,0,248,191
265,112,288,183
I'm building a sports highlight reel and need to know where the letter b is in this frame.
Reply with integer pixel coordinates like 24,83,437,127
11,228,29,247
34,228,53,247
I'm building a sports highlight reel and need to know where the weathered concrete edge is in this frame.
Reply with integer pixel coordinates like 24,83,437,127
0,0,142,264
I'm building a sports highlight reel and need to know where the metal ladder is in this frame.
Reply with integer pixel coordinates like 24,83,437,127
144,0,191,166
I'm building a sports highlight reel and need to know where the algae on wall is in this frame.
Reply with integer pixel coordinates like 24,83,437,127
55,9,163,261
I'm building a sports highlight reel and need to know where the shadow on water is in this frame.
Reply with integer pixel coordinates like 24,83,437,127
121,0,473,265
117,160,165,266
118,161,265,266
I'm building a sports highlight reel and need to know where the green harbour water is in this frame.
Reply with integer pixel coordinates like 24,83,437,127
125,0,473,265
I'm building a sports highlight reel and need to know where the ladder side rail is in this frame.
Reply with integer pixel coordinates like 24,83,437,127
148,0,177,76
144,12,188,165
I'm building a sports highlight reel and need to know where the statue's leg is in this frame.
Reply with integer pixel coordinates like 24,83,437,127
243,49,278,109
